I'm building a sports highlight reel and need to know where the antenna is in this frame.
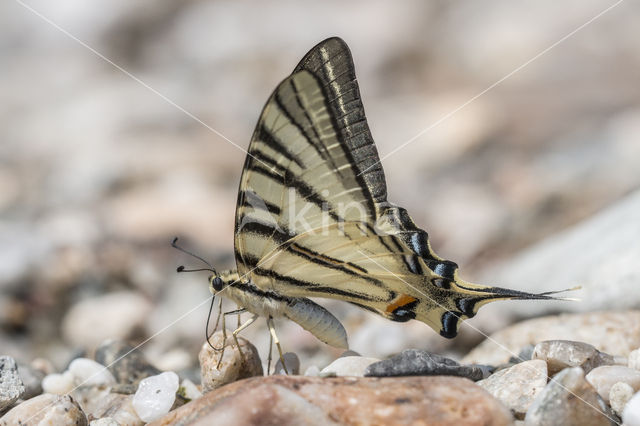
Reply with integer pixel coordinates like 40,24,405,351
171,237,217,275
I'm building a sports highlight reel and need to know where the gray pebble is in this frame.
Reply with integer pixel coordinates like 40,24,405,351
364,349,485,381
0,356,25,412
16,363,44,399
532,340,616,375
273,352,300,375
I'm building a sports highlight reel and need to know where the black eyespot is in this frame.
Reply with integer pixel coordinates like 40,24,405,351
210,276,224,292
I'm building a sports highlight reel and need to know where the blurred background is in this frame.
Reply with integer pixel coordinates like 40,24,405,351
1,0,639,374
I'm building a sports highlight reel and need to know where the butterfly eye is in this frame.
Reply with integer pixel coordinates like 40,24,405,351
211,276,224,292
432,278,451,289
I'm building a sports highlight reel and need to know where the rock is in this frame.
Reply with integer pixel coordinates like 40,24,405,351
585,366,640,403
320,356,380,377
17,363,44,399
95,340,161,388
623,391,640,426
0,393,88,425
68,358,116,387
62,291,152,348
477,360,547,418
42,371,75,395
150,376,514,426
508,345,535,364
609,382,634,417
132,371,179,423
365,349,486,381
0,356,25,411
532,340,616,375
630,348,640,370
463,311,640,366
304,365,321,377
199,331,263,393
178,378,202,401
524,367,613,426
273,352,300,375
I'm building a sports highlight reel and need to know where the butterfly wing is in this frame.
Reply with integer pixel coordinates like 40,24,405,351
235,38,566,338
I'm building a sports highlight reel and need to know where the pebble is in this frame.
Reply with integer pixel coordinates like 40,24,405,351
0,356,25,411
95,340,161,388
585,365,640,403
199,331,263,393
62,291,152,348
17,363,44,399
148,375,513,426
609,382,634,416
273,352,301,375
318,356,379,377
178,378,202,401
623,391,640,426
629,348,640,370
532,340,616,375
477,359,547,418
524,367,612,426
81,392,143,425
0,393,88,425
132,371,180,423
304,365,321,377
365,349,486,381
463,311,640,365
508,345,535,364
42,370,75,395
68,358,117,387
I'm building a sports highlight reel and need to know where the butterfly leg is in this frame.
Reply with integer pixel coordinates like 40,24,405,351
216,308,248,369
231,313,259,365
267,317,289,375
267,329,274,375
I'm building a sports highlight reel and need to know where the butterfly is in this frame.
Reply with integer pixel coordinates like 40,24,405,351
178,37,572,370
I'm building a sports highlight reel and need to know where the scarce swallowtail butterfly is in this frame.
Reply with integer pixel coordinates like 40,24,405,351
178,37,575,369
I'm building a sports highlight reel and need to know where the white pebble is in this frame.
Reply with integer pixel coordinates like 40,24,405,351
42,371,75,395
68,358,116,387
179,378,202,401
304,365,320,377
629,349,640,370
610,382,635,416
132,371,179,422
623,391,640,426
320,356,380,377
585,365,640,402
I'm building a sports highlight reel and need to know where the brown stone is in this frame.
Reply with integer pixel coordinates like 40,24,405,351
150,376,514,426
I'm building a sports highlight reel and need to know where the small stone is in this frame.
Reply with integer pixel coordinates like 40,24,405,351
304,365,321,377
199,331,263,393
629,348,640,370
609,382,634,416
42,370,75,395
132,371,179,423
586,365,640,403
0,356,25,411
508,345,535,364
95,340,161,388
321,356,381,377
273,352,300,375
149,376,513,425
0,394,88,425
623,391,640,426
17,363,44,399
477,359,547,418
178,378,202,401
62,291,152,348
31,358,55,375
532,340,616,375
89,418,120,426
68,358,116,387
364,349,485,381
524,367,613,426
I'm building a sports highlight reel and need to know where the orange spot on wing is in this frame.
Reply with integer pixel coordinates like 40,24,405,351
385,294,418,313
